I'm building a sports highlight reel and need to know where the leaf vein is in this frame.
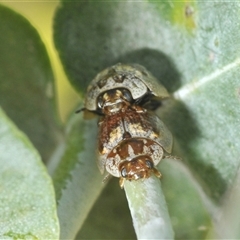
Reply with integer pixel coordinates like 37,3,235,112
173,58,240,99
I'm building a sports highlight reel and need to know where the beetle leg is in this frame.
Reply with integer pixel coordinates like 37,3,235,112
102,173,112,183
75,107,86,113
119,177,125,189
152,168,162,179
130,104,146,113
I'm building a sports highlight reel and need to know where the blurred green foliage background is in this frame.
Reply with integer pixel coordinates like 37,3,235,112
1,1,240,239
4,1,79,122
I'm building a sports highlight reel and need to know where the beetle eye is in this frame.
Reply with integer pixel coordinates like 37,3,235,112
122,89,132,102
121,168,127,178
97,95,104,109
145,159,154,169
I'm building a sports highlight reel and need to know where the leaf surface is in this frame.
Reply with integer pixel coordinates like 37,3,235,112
0,4,61,161
51,113,105,239
53,1,240,238
0,107,59,239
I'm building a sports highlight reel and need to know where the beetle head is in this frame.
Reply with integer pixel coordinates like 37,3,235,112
118,155,161,188
98,89,132,114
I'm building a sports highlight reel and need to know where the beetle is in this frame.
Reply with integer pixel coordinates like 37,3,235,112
84,63,170,113
82,63,173,188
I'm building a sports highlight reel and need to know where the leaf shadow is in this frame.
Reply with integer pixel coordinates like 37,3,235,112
115,48,227,201
163,100,227,201
115,48,181,93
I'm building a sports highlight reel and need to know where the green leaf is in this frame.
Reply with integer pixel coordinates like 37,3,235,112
211,169,240,239
76,157,211,239
0,107,59,239
53,1,240,238
124,177,174,239
0,4,61,162
76,178,136,239
51,113,105,239
160,159,212,239
209,171,240,239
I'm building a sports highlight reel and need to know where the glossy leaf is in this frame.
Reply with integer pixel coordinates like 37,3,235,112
0,107,59,239
0,4,61,162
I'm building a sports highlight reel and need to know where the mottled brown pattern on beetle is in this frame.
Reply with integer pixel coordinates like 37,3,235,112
98,113,124,154
109,138,159,161
98,106,160,155
124,108,160,140
108,138,144,159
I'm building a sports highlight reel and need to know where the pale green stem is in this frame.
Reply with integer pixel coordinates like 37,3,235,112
124,176,174,239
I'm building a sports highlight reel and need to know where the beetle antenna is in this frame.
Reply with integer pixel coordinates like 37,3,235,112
102,173,112,183
75,108,86,114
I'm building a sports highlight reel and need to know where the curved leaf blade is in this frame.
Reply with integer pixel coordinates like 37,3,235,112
170,62,240,199
161,159,212,239
213,168,240,239
53,1,240,238
0,4,61,161
0,107,59,239
51,113,105,239
53,1,182,95
75,177,136,239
